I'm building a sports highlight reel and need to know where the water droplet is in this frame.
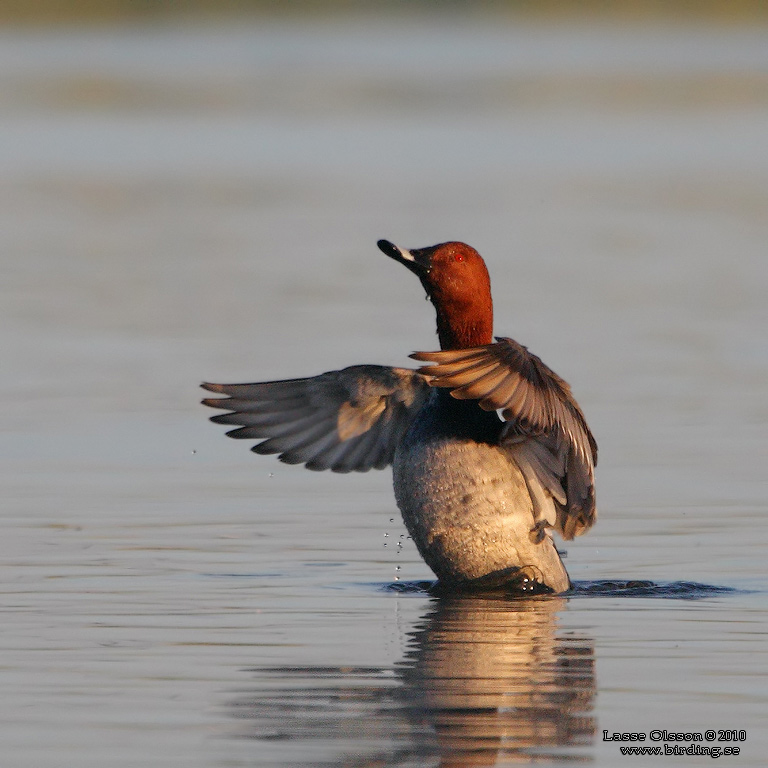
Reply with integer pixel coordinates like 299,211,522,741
383,532,389,538
191,449,197,455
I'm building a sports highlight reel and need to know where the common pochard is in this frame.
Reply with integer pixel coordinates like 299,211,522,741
203,239,597,593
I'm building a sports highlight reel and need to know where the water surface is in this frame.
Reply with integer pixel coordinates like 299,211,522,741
1,15,767,767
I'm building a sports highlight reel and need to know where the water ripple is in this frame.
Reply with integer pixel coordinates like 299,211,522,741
382,579,741,599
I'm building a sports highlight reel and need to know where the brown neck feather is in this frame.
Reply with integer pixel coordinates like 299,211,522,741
435,300,494,350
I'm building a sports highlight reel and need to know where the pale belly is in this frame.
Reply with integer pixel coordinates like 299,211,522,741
392,433,570,593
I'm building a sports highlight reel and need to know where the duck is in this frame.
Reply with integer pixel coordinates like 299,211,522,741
202,239,597,594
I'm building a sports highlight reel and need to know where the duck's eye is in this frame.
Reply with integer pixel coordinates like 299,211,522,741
454,253,465,262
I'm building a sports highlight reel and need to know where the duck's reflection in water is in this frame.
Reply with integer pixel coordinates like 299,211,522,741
227,594,595,766
402,594,595,765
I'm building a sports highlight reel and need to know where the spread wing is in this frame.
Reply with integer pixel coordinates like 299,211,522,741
411,337,597,539
202,365,431,473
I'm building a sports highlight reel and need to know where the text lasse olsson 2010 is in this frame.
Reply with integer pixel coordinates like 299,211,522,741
603,729,745,742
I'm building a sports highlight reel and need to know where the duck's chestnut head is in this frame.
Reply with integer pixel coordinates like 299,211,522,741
378,239,493,350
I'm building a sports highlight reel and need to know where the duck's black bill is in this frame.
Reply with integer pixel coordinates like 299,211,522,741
377,239,404,260
377,239,431,274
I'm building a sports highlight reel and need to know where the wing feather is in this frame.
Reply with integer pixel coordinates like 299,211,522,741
411,337,597,539
202,365,431,473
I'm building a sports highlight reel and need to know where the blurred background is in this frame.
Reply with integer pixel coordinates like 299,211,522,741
2,0,768,24
2,2,767,767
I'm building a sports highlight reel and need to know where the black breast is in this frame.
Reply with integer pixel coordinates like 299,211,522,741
409,388,503,445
